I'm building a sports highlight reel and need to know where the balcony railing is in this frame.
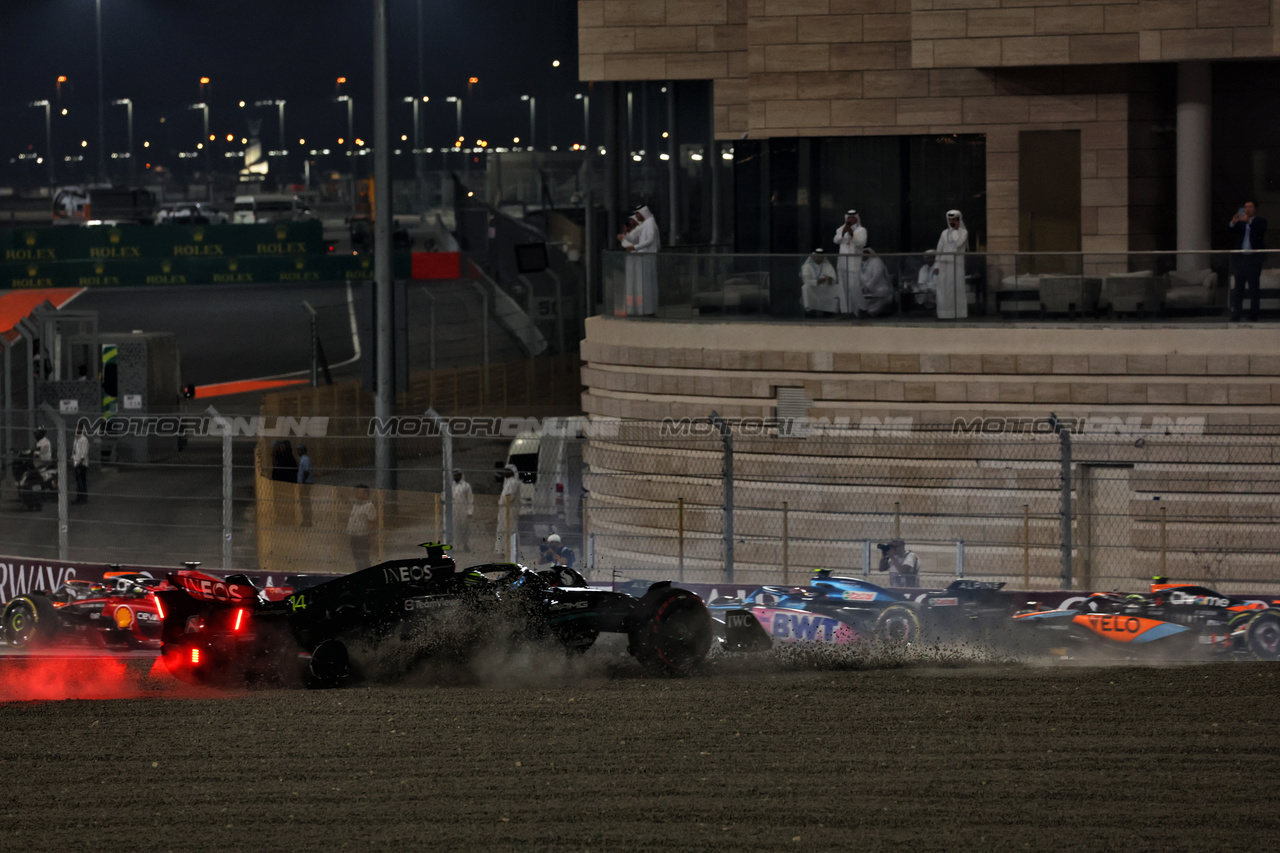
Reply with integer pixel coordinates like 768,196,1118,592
602,249,1278,322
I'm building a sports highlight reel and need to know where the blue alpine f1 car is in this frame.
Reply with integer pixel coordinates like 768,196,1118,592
716,570,1022,650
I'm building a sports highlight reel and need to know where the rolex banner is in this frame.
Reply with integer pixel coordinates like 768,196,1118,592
0,222,409,287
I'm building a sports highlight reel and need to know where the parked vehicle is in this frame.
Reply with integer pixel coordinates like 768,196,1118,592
155,202,230,225
232,193,311,224
496,417,585,552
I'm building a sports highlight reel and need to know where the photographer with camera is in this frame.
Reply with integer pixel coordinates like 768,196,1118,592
539,533,576,569
876,538,920,588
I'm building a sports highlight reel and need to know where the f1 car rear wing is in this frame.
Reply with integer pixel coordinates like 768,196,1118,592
167,570,259,605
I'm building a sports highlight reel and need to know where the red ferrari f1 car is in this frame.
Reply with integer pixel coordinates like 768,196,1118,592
2,573,168,650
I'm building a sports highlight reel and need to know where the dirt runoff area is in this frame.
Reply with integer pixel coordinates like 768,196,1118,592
1,644,1278,852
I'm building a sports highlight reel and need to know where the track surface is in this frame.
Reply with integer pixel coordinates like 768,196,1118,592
1,648,1277,851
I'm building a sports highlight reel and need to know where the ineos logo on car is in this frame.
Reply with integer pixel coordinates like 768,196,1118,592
383,565,433,584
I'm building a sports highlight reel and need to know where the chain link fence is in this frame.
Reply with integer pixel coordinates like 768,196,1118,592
3,408,1278,596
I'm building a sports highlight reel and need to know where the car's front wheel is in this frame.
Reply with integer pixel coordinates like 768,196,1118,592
3,595,58,649
1246,611,1280,660
874,603,923,646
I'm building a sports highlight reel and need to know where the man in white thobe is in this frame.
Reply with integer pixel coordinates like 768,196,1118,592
833,209,867,315
935,209,969,319
858,249,895,318
800,248,842,316
451,468,474,551
495,464,520,557
619,204,660,316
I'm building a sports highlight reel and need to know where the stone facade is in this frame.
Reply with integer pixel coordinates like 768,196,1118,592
577,0,1257,252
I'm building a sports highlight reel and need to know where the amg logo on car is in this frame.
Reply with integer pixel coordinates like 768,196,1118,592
549,600,588,611
383,565,434,584
1170,591,1229,608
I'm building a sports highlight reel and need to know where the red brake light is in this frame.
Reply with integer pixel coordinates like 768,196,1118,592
190,648,201,664
154,595,165,620
233,609,246,632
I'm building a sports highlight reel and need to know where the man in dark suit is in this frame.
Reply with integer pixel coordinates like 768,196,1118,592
1228,201,1268,322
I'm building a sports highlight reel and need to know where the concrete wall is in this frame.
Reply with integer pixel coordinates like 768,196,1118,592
578,316,1280,588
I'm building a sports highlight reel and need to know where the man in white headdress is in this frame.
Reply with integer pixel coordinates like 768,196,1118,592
833,209,867,315
619,204,660,316
910,250,938,312
935,209,969,319
857,248,895,318
495,463,520,557
800,247,841,316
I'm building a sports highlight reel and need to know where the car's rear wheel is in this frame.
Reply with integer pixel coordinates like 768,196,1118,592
3,595,57,649
874,603,923,646
302,639,351,688
628,588,712,675
1246,611,1280,660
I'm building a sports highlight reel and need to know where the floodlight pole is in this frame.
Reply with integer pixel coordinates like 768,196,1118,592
373,0,393,491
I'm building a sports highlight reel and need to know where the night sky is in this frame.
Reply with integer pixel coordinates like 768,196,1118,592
0,0,583,183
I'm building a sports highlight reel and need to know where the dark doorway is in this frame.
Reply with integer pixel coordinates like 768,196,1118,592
1019,130,1081,273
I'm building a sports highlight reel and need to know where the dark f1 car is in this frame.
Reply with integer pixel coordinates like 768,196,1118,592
157,546,712,688
1012,579,1280,660
2,573,168,650
718,571,1020,651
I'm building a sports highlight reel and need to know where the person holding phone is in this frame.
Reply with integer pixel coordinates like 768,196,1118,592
1229,201,1268,322
833,210,868,315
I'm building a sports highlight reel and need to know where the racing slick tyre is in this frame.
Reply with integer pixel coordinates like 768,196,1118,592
3,594,58,649
628,587,712,675
302,639,351,689
874,603,924,646
1245,612,1280,660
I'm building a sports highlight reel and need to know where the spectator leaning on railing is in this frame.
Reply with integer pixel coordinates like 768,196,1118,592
618,204,660,316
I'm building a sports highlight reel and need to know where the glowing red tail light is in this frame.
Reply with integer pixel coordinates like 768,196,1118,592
233,609,246,632
154,595,165,621
190,648,201,664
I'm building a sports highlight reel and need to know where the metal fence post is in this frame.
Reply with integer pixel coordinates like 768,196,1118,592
40,403,68,561
782,500,789,586
427,408,453,545
1022,504,1030,588
1059,423,1073,590
714,413,734,584
863,538,871,578
956,539,965,579
677,496,685,582
206,406,233,570
587,532,595,573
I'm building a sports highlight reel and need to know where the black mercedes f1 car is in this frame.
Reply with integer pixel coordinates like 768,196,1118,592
156,546,712,687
